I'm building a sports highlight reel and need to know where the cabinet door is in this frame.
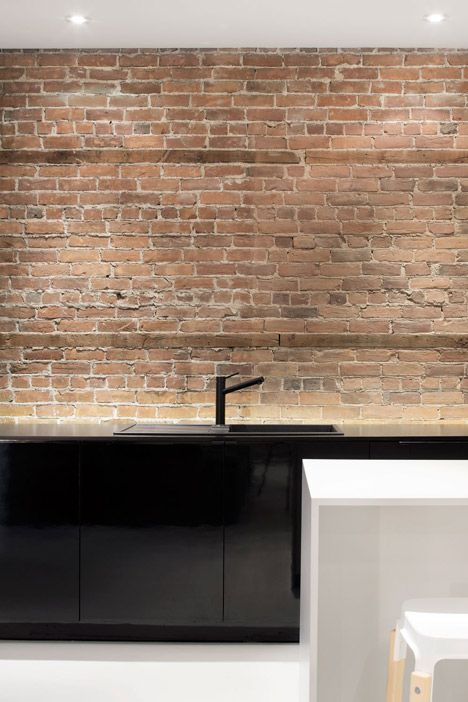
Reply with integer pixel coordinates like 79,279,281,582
0,442,79,622
370,441,468,459
80,442,223,624
223,441,299,629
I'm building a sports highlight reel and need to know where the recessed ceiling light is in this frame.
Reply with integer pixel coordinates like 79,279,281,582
425,12,446,23
67,14,89,25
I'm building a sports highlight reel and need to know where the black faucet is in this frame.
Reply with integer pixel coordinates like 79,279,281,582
215,373,265,426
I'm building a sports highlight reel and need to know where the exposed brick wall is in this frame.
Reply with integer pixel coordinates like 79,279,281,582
1,48,468,422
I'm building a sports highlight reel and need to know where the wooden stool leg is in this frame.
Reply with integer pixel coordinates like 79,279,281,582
409,672,432,702
386,629,406,702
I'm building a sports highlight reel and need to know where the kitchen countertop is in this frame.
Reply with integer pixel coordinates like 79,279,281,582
1,422,468,441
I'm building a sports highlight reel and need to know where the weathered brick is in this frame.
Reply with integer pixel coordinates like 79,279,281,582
2,48,468,420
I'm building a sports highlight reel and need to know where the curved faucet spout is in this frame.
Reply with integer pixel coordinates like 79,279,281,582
224,376,264,395
215,375,265,426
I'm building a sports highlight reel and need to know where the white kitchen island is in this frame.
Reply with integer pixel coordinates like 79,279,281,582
300,459,468,702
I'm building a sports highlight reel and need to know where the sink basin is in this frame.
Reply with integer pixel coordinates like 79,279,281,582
114,423,343,436
115,423,228,435
227,424,342,434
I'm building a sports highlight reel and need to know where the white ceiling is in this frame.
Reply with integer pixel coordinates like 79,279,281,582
0,0,467,49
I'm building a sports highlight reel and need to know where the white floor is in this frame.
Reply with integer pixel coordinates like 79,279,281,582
0,642,300,702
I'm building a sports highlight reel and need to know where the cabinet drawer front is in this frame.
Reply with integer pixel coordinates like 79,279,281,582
371,441,468,460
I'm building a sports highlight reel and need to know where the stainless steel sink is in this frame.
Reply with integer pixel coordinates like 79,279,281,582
114,423,343,436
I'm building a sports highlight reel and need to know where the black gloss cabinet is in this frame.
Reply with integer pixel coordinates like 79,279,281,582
224,441,299,631
0,442,78,622
370,441,468,460
1,433,461,643
80,442,223,625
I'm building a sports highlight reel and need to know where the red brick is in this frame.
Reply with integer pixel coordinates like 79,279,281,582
2,48,468,421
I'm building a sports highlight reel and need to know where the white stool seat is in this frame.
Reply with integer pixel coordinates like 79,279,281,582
387,598,468,702
398,598,468,671
406,610,468,640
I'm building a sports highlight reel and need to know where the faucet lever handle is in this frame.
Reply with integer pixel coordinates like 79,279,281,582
225,372,239,379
